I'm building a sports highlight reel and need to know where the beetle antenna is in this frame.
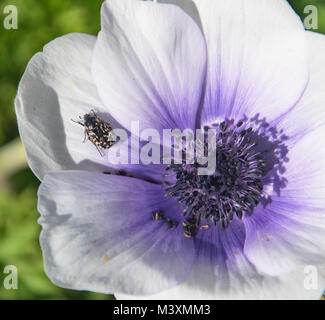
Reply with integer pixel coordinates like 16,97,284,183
71,119,84,126
90,109,98,116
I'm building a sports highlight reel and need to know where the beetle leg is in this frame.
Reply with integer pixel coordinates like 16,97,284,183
83,130,88,143
94,144,104,157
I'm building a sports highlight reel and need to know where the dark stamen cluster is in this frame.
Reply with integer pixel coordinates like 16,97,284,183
164,119,268,236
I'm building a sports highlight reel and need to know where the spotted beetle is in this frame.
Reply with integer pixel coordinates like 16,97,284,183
72,109,116,156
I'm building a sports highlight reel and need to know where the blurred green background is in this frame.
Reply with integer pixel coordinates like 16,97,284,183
0,0,324,300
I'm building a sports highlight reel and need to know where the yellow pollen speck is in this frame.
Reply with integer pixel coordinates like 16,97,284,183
103,255,109,262
234,251,239,256
137,280,143,285
68,82,77,88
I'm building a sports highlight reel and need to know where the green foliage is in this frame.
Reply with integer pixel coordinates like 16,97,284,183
289,0,325,34
0,0,110,300
0,0,324,300
0,0,102,146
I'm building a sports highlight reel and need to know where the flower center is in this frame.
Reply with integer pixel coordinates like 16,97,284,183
163,117,284,238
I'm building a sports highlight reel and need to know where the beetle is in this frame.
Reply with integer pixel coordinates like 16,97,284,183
72,110,116,156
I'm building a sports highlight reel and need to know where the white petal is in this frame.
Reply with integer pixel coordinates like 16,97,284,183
92,0,207,133
276,32,325,146
159,0,309,124
38,171,195,295
244,127,325,276
15,33,117,180
116,265,325,300
183,218,260,298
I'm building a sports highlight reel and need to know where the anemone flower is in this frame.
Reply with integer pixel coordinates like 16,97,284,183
15,0,325,300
